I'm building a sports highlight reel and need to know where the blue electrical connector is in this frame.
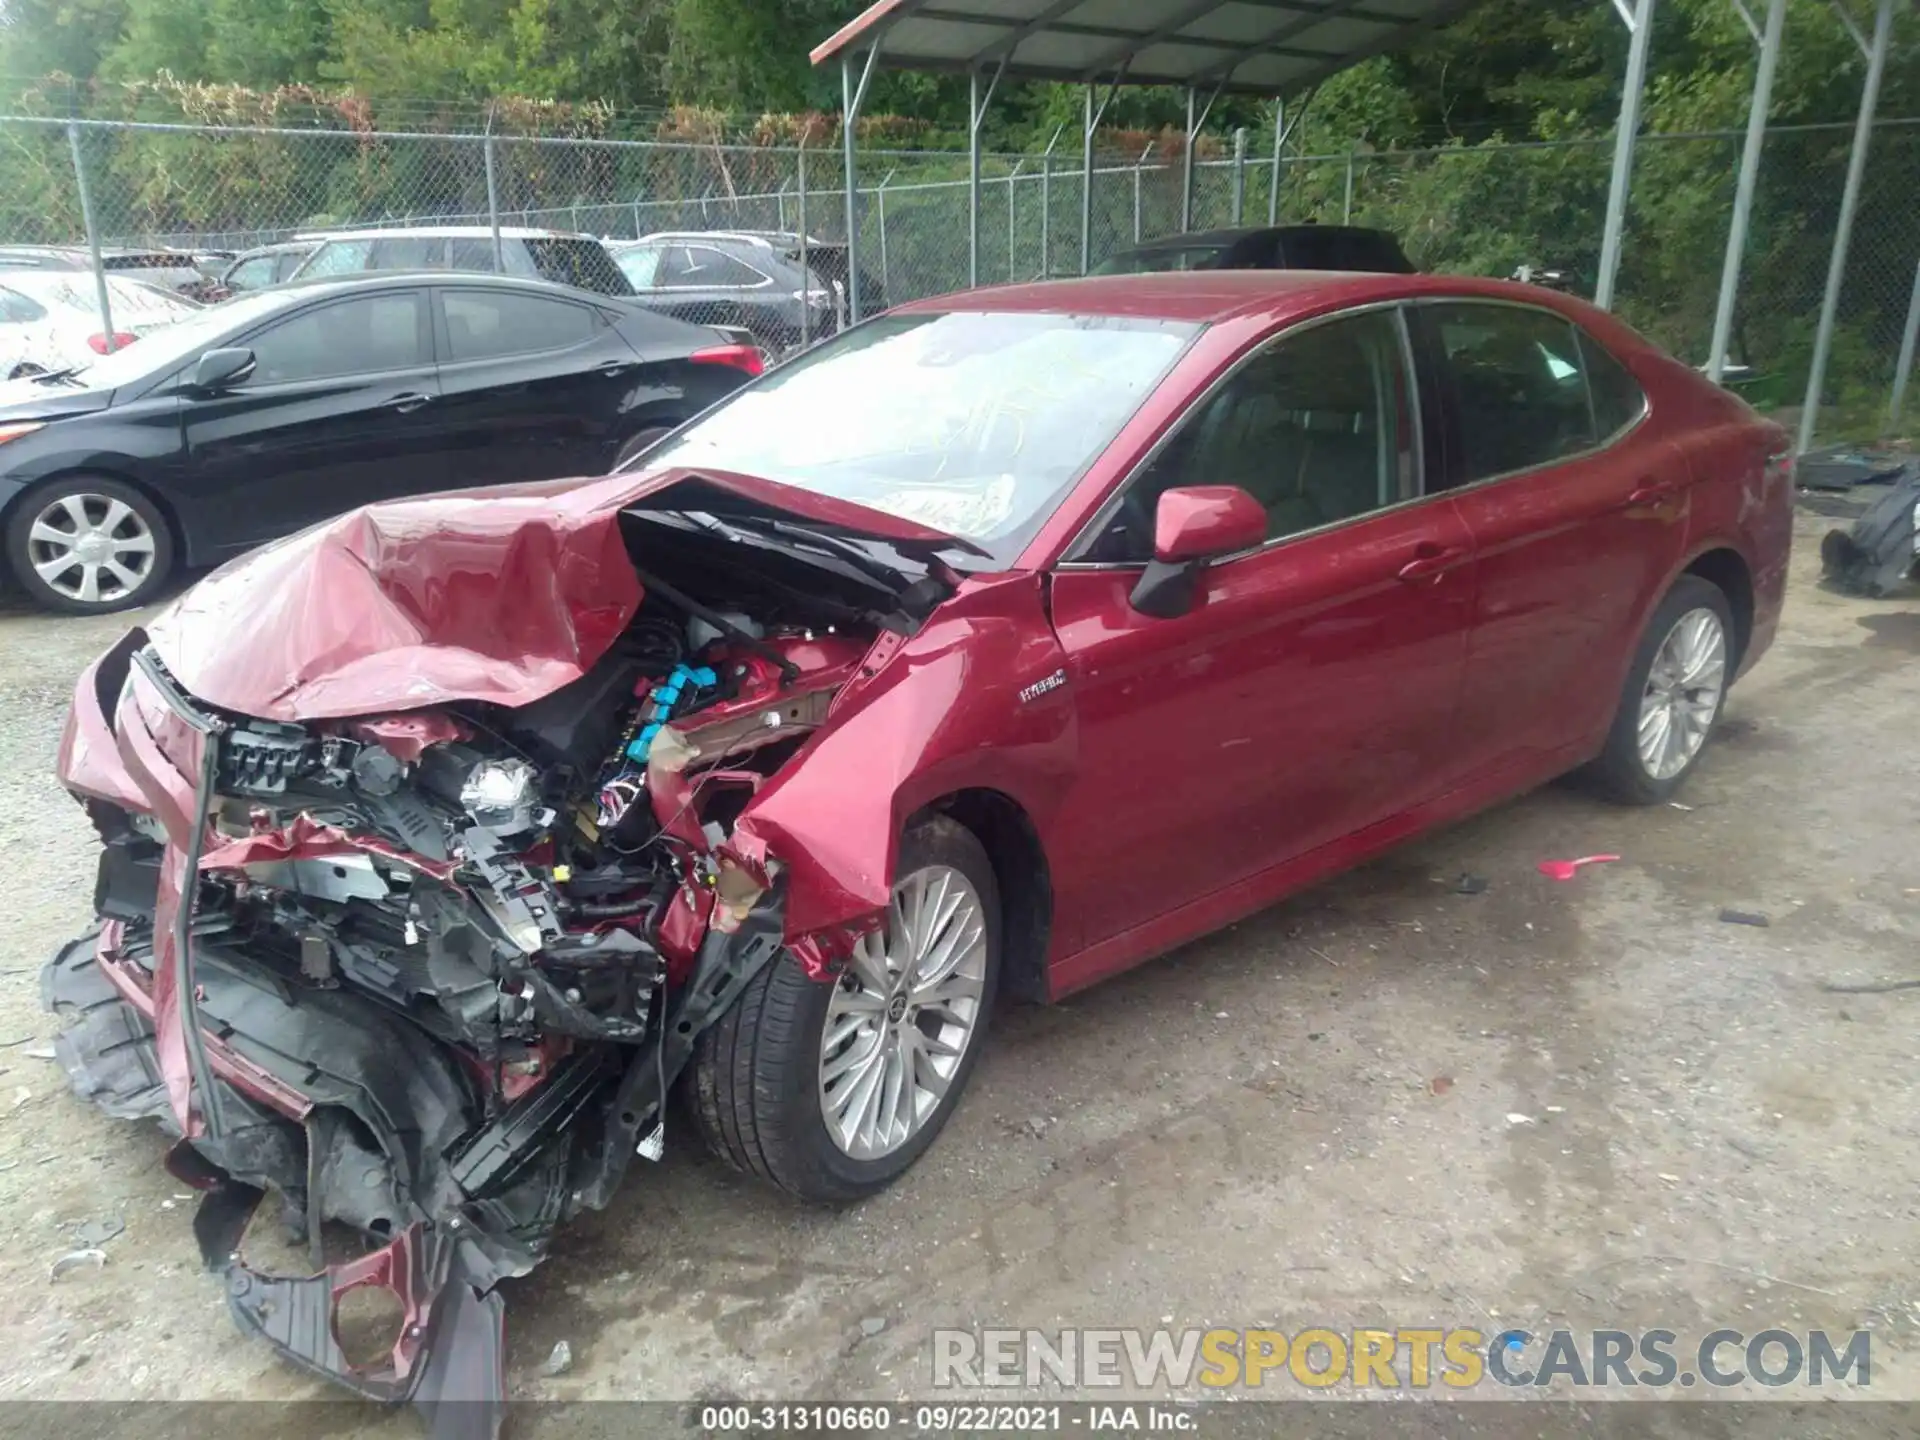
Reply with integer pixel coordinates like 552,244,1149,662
625,663,717,765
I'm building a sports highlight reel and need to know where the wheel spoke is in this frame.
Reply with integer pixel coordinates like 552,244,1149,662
33,552,80,584
27,519,74,547
57,495,91,531
110,529,155,555
74,563,101,604
103,559,142,593
99,498,132,534
817,860,991,1162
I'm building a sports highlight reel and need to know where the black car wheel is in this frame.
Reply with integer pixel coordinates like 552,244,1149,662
611,426,675,472
685,814,1001,1202
5,476,174,614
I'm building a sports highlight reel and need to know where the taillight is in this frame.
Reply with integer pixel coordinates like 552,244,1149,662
87,331,138,354
690,343,765,377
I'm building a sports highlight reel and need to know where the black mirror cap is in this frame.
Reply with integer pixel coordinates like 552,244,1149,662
1128,558,1200,619
192,347,255,390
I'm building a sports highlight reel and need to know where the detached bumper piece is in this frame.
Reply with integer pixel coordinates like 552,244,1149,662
42,926,549,1440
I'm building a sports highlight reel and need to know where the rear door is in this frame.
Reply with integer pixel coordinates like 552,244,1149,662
179,288,442,552
428,284,639,485
1045,307,1477,951
1411,299,1687,778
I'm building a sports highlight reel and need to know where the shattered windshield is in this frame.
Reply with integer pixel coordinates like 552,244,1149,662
644,310,1199,561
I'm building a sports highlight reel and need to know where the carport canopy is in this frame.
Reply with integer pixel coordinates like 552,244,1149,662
808,0,1481,97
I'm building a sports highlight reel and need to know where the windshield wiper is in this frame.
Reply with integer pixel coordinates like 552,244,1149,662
28,366,84,386
719,514,913,594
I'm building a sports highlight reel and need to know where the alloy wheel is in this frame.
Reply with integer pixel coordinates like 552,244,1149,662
25,493,158,606
1636,606,1727,781
818,863,989,1160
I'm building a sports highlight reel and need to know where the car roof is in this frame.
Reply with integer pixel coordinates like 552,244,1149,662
893,270,1585,326
236,240,320,256
627,230,835,250
297,225,598,242
259,270,624,305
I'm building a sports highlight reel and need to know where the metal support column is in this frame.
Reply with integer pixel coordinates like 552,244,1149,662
1007,161,1021,281
841,46,882,323
1800,0,1895,453
969,57,1008,289
877,170,894,302
1708,0,1785,382
1080,77,1121,275
1595,0,1657,311
1342,147,1355,223
1179,83,1221,234
1134,142,1154,243
66,121,116,352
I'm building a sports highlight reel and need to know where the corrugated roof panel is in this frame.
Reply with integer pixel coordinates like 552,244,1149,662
811,0,1480,96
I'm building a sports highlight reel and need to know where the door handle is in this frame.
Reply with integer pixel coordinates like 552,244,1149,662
1397,543,1464,583
596,361,634,377
386,392,433,413
1627,478,1679,506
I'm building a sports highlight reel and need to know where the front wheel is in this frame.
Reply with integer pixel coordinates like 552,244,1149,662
1586,574,1734,804
685,814,1000,1202
5,477,174,614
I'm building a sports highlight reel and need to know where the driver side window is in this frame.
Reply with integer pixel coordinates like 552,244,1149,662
1081,310,1416,563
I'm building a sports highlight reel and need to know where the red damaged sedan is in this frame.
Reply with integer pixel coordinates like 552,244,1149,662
43,271,1790,1426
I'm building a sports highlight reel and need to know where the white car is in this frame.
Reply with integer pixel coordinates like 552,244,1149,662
0,271,202,379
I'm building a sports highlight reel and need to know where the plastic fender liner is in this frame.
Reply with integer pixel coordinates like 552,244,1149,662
194,1183,505,1440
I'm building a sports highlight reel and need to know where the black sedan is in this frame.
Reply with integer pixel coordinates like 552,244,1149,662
1093,225,1415,276
0,272,762,613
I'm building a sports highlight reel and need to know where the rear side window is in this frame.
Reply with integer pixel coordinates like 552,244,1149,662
226,256,275,290
524,238,633,295
274,249,313,282
447,237,501,271
1282,231,1412,273
247,293,426,383
615,245,663,286
1427,302,1611,483
1579,329,1646,437
298,240,373,278
369,237,445,270
442,289,600,361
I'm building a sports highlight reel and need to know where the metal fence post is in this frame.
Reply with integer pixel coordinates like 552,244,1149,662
1007,161,1021,281
483,134,504,271
1800,0,1895,453
1268,101,1285,223
1134,142,1153,243
1342,147,1355,223
1231,127,1247,223
798,139,811,348
1889,259,1920,427
66,121,118,352
877,169,894,300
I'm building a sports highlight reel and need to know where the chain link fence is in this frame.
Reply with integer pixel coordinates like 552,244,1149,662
4,111,1918,444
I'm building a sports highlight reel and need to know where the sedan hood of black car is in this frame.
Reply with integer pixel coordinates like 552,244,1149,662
0,377,116,422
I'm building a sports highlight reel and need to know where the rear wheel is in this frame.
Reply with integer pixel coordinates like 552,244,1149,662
1586,575,1733,804
611,426,675,472
685,814,1000,1202
5,476,174,614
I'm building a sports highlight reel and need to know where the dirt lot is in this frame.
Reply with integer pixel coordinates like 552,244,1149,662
0,509,1915,1420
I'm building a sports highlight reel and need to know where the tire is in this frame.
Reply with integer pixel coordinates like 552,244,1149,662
1585,574,1735,805
5,476,174,615
611,426,676,472
685,814,1001,1202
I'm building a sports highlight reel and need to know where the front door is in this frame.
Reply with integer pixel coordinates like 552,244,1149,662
179,289,442,554
1044,308,1478,954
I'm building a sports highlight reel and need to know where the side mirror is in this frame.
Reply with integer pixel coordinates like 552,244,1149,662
1130,485,1266,619
192,347,255,391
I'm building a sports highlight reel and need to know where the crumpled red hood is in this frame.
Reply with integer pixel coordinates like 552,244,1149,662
147,466,969,721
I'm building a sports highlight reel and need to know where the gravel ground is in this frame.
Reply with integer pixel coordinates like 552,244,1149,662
0,509,1915,1423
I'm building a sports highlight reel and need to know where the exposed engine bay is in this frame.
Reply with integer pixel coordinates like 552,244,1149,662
43,492,969,1436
